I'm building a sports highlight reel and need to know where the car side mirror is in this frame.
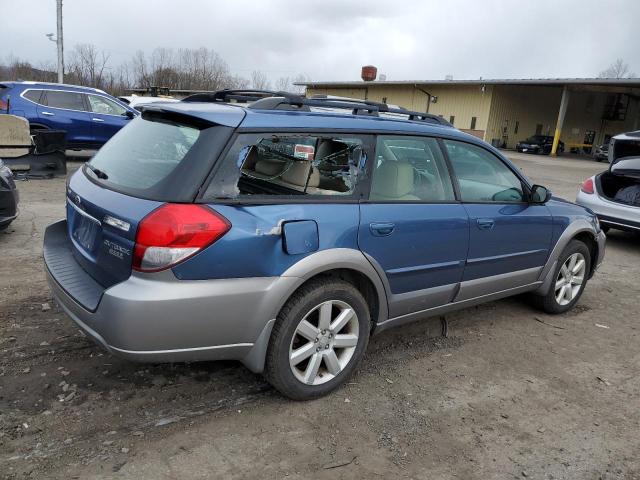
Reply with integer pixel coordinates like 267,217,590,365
124,110,135,119
530,184,552,204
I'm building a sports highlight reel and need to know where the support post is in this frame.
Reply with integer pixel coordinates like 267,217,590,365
56,0,64,84
551,86,570,156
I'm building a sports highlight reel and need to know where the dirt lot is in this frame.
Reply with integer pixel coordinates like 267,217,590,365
1,153,639,480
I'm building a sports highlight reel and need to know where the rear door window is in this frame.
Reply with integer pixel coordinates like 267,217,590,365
202,133,368,200
44,90,87,111
371,135,455,202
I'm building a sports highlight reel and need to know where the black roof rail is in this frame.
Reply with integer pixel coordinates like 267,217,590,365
183,89,452,127
266,95,450,126
182,89,302,104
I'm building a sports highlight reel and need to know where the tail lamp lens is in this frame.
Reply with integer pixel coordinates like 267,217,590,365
580,178,595,194
133,204,230,272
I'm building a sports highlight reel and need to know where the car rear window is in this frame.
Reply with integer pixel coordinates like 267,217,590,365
85,112,233,202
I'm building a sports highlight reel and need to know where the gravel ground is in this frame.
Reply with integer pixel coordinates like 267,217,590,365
1,153,638,480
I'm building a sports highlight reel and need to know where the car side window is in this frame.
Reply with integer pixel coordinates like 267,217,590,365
88,95,127,116
23,90,43,104
202,133,366,200
44,90,87,111
443,139,525,203
370,135,455,202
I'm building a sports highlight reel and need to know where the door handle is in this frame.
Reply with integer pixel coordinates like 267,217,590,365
92,118,105,122
41,111,55,116
370,222,395,236
476,218,495,230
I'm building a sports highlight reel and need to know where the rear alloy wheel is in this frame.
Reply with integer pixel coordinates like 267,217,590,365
289,300,359,385
265,279,370,400
532,239,591,314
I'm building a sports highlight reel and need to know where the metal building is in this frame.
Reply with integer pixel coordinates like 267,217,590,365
299,78,640,155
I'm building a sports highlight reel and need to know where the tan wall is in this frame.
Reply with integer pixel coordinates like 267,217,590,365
306,84,640,150
306,84,493,137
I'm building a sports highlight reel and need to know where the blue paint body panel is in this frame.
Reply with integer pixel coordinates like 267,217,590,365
462,203,553,280
358,203,469,294
173,204,359,280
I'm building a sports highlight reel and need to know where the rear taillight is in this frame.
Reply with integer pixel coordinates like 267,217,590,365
133,204,231,272
0,99,8,112
580,178,595,194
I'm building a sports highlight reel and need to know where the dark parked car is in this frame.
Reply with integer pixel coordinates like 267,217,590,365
593,142,609,162
0,81,138,149
0,160,18,230
516,135,564,154
44,91,605,400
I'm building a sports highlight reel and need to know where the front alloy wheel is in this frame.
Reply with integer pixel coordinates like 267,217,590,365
532,239,591,314
554,252,586,306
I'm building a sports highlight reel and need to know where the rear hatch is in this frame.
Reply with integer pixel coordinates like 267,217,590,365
66,106,240,288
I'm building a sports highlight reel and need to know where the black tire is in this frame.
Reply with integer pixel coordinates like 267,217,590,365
532,239,591,314
264,278,370,400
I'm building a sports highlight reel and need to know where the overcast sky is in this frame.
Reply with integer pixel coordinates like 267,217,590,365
2,0,639,82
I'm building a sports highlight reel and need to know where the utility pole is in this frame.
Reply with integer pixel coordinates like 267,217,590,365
56,0,64,83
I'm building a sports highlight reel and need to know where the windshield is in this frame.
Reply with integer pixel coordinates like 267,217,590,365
85,114,232,202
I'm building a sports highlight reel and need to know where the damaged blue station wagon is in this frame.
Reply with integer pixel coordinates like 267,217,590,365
44,90,605,400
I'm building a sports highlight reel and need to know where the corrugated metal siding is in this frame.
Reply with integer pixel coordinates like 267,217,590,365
306,84,493,135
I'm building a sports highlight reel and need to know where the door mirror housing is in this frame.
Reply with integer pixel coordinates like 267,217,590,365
530,184,552,204
124,110,135,119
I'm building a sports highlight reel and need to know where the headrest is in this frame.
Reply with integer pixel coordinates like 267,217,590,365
282,161,320,188
371,161,415,198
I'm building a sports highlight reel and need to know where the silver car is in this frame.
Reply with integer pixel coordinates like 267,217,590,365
576,131,640,232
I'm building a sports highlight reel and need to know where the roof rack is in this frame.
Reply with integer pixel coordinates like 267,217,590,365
183,89,452,126
181,89,301,104
251,95,452,126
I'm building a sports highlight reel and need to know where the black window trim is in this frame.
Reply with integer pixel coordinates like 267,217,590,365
197,130,376,205
440,137,534,205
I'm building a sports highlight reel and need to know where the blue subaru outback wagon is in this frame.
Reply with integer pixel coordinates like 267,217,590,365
44,91,606,400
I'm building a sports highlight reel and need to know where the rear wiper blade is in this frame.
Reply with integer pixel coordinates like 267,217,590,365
86,163,108,180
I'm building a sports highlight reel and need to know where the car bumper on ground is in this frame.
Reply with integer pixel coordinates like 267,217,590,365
43,220,297,370
0,177,19,230
576,190,640,232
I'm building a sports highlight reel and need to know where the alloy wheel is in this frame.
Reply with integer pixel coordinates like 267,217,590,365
289,300,359,385
554,252,586,306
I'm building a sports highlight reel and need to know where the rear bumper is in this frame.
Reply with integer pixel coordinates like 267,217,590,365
44,220,297,370
576,190,640,232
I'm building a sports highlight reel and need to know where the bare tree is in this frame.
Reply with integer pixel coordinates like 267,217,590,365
598,58,636,79
251,70,270,90
67,43,111,88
